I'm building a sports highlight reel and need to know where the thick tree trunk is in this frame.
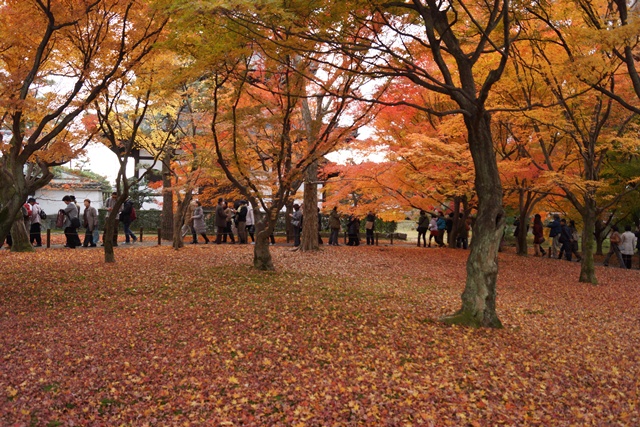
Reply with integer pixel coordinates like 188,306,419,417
10,218,34,253
172,192,192,250
253,208,274,270
449,196,461,248
300,160,319,251
442,113,504,328
161,153,174,241
579,203,598,284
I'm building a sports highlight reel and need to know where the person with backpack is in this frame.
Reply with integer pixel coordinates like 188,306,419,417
558,219,574,261
290,203,302,247
82,199,98,247
416,210,429,248
27,197,43,247
119,198,138,244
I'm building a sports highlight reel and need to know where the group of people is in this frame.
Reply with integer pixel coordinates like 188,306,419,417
182,198,257,245
58,192,137,249
531,213,640,268
531,214,583,261
415,211,471,249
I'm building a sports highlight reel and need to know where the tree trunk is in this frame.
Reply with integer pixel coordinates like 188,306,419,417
449,196,461,248
10,218,34,253
253,208,274,270
172,192,192,250
594,219,606,256
516,208,528,256
103,210,118,263
579,203,598,284
441,113,504,328
161,151,174,241
300,160,319,251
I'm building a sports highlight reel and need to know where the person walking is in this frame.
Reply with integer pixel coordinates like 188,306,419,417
82,199,98,247
224,202,236,244
61,195,80,249
428,216,438,247
547,214,562,258
246,203,255,243
328,207,341,246
27,197,43,247
416,210,429,248
619,225,637,269
568,220,582,261
215,198,227,244
603,225,626,268
191,200,210,244
436,212,446,247
365,211,376,245
558,219,573,261
236,201,248,244
119,198,137,244
291,203,302,247
182,200,196,240
532,214,546,257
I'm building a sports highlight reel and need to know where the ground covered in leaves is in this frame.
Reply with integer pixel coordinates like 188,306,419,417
1,245,638,426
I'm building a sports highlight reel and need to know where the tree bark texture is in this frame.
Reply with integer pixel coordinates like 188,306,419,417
253,208,275,271
300,160,319,251
442,114,504,328
579,203,598,284
161,153,174,241
172,192,192,250
10,218,34,253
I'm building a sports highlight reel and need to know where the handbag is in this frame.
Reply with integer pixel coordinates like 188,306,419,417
539,237,546,244
56,210,65,228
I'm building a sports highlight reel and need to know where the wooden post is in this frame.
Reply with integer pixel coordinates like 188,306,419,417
344,231,347,245
375,232,379,246
139,227,144,243
390,233,393,245
157,228,161,245
46,229,51,248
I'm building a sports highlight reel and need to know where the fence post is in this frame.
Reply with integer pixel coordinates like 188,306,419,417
344,231,347,245
46,229,51,248
375,232,379,246
157,228,161,245
390,233,393,245
139,227,144,243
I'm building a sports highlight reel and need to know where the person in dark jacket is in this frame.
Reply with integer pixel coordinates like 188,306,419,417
365,211,376,245
215,198,228,244
436,212,446,247
328,207,341,246
558,219,573,261
532,214,546,257
347,215,360,246
119,198,137,244
416,210,429,248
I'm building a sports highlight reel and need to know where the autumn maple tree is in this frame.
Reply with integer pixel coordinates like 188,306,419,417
0,0,167,251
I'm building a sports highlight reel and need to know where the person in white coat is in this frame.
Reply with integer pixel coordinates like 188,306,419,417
245,204,255,243
619,225,637,269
